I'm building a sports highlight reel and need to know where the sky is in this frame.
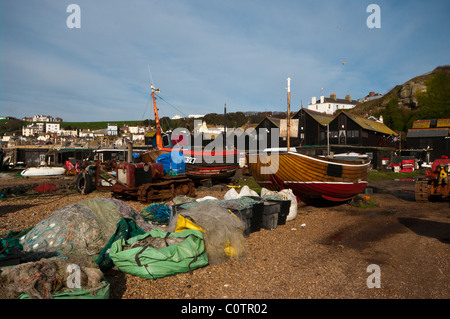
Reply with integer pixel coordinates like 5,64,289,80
1,0,449,122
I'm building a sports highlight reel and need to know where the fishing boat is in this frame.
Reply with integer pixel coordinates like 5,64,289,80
139,84,239,181
247,150,370,202
247,78,370,202
20,166,66,177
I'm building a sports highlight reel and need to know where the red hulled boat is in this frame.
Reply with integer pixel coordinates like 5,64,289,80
247,151,370,202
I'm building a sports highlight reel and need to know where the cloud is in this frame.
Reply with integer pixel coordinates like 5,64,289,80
1,0,449,122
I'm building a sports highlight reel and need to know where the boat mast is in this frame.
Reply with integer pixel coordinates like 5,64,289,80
327,123,330,156
287,77,291,152
151,84,162,149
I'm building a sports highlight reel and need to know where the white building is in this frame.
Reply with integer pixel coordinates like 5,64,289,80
58,129,78,137
308,94,360,115
33,114,53,122
358,91,384,103
107,123,118,136
46,123,60,134
22,123,44,136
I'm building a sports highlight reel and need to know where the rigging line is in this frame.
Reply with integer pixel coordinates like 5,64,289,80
147,64,155,86
141,92,152,120
155,93,189,118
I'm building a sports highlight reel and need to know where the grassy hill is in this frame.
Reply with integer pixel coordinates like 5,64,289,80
60,120,143,131
350,65,450,134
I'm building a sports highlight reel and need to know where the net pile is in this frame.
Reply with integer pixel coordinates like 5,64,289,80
19,198,153,267
140,202,172,225
169,200,246,265
0,258,104,299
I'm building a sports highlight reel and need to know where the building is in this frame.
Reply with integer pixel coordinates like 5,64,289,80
32,115,54,122
58,129,78,137
308,93,360,115
292,108,334,146
406,119,450,162
254,117,299,149
45,123,60,134
358,91,384,103
107,123,118,136
328,112,398,148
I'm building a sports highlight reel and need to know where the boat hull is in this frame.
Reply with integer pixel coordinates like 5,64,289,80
247,151,370,202
20,167,66,177
140,148,239,182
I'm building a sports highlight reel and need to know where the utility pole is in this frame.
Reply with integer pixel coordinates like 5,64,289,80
224,103,227,134
287,77,291,152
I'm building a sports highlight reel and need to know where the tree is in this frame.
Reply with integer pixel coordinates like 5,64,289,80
416,71,450,120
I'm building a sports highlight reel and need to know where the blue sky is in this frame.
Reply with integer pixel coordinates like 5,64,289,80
1,0,449,122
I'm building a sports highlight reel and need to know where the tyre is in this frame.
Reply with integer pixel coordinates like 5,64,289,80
75,172,95,194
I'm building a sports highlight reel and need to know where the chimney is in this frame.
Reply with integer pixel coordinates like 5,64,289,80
369,91,375,97
312,96,316,104
320,95,324,103
345,95,351,102
330,93,337,101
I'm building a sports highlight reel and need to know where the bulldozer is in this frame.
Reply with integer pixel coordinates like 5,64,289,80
75,161,195,203
415,156,450,202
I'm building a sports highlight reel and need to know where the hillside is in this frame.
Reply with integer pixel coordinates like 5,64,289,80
350,65,450,133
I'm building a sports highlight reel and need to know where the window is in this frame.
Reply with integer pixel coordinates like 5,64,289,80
331,131,338,138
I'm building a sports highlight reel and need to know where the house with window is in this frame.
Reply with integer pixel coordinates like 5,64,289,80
45,123,60,134
107,123,118,136
292,108,334,146
328,112,398,148
308,94,360,115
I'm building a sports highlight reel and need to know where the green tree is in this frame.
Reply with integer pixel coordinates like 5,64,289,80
382,97,407,132
416,71,450,120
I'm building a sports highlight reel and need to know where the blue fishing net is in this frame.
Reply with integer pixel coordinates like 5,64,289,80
140,202,172,225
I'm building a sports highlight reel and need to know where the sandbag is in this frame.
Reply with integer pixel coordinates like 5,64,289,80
277,189,298,221
261,187,297,221
224,185,258,200
109,229,208,280
224,187,239,200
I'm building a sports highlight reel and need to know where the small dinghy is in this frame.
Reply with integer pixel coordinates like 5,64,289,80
20,167,66,177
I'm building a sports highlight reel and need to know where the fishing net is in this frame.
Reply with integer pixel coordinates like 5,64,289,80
0,258,105,299
168,200,246,265
18,198,154,268
140,202,172,225
0,228,33,267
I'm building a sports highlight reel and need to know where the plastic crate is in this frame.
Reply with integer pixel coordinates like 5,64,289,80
262,202,280,230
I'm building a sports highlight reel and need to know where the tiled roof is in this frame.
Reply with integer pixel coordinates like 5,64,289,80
343,112,397,135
